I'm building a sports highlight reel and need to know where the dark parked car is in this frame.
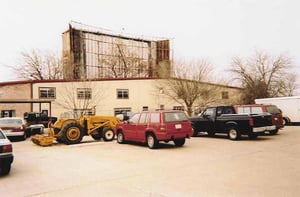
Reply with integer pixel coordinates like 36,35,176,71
190,106,275,140
0,117,28,140
0,128,14,175
115,110,193,149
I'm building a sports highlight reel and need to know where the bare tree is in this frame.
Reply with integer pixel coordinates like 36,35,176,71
157,59,223,116
13,49,63,80
55,80,104,118
230,51,296,103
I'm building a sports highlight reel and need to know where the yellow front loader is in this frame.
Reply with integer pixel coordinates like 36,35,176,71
31,115,120,146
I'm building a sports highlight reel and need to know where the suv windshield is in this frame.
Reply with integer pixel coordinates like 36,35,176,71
164,112,188,122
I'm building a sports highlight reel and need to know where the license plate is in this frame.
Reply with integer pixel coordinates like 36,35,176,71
175,124,182,129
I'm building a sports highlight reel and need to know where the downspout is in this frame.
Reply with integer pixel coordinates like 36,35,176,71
30,81,33,112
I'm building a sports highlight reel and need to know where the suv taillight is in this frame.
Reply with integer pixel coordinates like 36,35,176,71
1,144,12,153
249,117,254,126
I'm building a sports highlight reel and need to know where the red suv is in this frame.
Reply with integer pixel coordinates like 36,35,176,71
115,110,193,149
234,104,284,135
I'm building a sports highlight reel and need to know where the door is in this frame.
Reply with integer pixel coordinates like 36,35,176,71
124,113,140,140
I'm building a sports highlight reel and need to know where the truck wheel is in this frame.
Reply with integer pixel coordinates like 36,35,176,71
147,133,158,149
192,129,198,137
0,162,11,175
117,131,125,144
207,131,215,137
174,138,185,147
61,122,83,145
103,127,115,141
248,134,258,140
269,129,279,135
228,127,240,140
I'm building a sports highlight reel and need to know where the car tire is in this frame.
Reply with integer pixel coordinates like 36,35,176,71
228,126,240,140
21,132,27,141
102,127,115,141
174,138,185,147
147,133,158,149
117,131,125,144
269,129,279,135
0,162,11,175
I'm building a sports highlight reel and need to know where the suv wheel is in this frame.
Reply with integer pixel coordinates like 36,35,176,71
117,132,125,144
174,138,185,147
147,133,158,149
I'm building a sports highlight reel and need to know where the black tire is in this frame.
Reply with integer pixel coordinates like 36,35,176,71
282,118,287,126
91,133,102,140
269,129,279,135
21,131,27,141
0,162,11,175
207,130,215,137
174,138,186,147
102,127,115,141
61,122,84,145
248,134,258,140
228,126,240,140
192,129,198,137
117,131,125,144
146,133,159,149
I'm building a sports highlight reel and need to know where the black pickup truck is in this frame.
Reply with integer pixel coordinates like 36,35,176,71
189,106,276,140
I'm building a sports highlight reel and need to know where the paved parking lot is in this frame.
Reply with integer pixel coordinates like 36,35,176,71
1,126,300,197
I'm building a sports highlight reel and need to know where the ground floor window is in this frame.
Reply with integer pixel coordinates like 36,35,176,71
114,107,132,120
1,110,16,117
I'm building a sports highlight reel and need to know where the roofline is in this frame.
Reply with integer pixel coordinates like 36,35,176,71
0,77,242,90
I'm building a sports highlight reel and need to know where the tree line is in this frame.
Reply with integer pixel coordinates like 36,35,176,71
11,49,297,116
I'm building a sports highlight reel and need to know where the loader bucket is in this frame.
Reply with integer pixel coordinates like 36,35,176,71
31,128,55,146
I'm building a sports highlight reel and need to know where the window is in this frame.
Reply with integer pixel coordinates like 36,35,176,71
139,113,148,124
117,89,129,99
73,108,93,118
39,87,55,99
77,88,92,99
142,106,148,111
251,107,263,114
150,112,160,123
164,112,188,122
129,113,140,124
173,106,184,111
222,91,229,99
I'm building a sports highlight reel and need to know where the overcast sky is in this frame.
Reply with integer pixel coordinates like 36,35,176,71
0,0,299,92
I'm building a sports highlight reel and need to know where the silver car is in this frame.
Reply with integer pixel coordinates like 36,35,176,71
0,117,28,140
0,128,14,175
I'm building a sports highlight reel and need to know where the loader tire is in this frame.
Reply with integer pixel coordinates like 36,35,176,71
61,122,84,145
102,127,115,141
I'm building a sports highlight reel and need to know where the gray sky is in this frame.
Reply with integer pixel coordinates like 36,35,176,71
0,0,299,92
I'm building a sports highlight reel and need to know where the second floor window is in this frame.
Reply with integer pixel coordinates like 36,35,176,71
222,91,229,99
77,88,92,99
117,89,129,99
39,87,56,99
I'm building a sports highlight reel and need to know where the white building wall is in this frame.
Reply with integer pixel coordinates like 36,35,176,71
31,79,242,118
31,79,178,118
